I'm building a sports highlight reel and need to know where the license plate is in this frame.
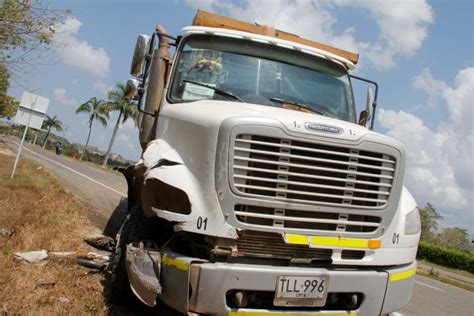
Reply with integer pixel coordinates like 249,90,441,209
274,275,329,307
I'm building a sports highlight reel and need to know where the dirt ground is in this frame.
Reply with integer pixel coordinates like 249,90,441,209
0,142,110,314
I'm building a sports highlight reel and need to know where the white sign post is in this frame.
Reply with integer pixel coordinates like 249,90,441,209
11,92,49,178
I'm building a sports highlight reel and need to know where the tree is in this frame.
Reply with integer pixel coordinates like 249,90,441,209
0,63,8,96
41,114,62,149
436,227,470,252
0,62,19,118
75,97,108,161
419,202,443,242
0,95,19,118
102,82,138,167
1,0,69,86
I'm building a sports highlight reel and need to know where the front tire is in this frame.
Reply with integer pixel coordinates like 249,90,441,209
108,206,145,306
107,206,181,315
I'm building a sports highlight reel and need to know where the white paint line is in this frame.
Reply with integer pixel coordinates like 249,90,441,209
414,280,444,292
19,145,127,197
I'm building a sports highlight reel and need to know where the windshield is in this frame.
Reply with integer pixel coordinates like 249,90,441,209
169,35,356,123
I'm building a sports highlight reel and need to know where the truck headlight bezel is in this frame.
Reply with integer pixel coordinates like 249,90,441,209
404,207,421,235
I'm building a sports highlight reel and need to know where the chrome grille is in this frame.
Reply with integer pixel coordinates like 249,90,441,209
236,204,381,233
232,134,396,209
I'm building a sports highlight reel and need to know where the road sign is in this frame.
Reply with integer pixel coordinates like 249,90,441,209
11,92,50,178
14,91,49,129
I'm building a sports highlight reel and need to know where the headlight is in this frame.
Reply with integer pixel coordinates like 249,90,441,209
404,207,421,235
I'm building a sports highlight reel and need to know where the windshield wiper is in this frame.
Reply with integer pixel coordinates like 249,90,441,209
270,97,325,116
182,80,244,102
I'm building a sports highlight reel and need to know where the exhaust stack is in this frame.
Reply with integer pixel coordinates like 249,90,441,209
139,25,170,149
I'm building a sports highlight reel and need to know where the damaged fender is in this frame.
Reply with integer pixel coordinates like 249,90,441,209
125,242,162,307
140,139,237,238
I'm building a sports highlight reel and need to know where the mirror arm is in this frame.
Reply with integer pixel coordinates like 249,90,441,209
349,75,379,129
370,101,377,129
155,31,177,42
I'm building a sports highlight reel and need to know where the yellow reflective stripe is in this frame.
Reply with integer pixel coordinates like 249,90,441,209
284,234,381,249
285,234,309,245
311,236,368,248
229,312,357,316
390,267,417,282
162,255,189,271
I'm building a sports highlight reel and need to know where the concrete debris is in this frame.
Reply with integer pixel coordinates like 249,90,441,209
58,296,70,304
0,228,13,238
84,236,115,251
36,167,43,170
87,252,110,262
14,250,48,263
50,251,76,257
35,280,55,288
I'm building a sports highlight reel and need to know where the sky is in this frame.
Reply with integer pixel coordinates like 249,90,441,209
7,0,474,233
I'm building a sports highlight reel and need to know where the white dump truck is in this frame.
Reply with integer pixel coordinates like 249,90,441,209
111,10,421,315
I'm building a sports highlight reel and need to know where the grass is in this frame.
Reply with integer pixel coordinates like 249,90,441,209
417,258,474,292
417,269,474,292
418,258,474,280
0,142,109,314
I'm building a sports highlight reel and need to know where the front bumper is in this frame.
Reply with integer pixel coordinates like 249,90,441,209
126,246,416,315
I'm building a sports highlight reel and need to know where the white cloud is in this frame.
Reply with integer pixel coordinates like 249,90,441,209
115,127,141,159
120,118,138,130
336,0,433,69
53,88,77,106
185,0,433,70
92,81,112,95
413,68,448,106
378,67,474,229
53,17,110,77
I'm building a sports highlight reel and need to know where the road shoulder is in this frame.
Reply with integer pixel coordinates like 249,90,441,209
417,261,474,292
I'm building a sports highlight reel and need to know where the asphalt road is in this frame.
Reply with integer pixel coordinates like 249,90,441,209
6,140,128,232
402,275,473,315
5,140,474,315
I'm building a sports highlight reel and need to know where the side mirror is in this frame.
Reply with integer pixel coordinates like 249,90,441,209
359,86,374,128
130,34,151,77
124,78,140,100
365,86,374,123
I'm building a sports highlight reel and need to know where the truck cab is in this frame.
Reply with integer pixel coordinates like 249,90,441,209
115,10,421,316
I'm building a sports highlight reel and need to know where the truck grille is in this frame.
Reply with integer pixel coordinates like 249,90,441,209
236,231,332,261
232,134,396,209
235,204,381,233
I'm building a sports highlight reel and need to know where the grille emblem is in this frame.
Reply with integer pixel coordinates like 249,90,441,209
305,123,342,134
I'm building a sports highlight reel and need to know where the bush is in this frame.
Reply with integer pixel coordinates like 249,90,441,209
417,241,474,273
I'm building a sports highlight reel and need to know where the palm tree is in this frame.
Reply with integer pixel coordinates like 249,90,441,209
41,115,63,149
75,97,109,161
102,83,139,167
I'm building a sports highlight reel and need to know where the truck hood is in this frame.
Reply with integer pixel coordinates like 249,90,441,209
160,99,391,144
152,98,406,242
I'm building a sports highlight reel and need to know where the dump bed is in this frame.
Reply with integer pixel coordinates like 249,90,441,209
192,9,359,65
